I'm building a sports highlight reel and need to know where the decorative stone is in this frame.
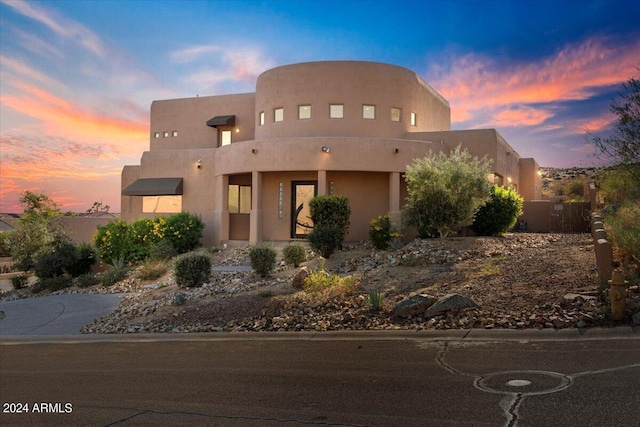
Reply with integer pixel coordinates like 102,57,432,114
424,294,477,318
393,294,438,318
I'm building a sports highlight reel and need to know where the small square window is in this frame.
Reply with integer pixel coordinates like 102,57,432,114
391,108,401,122
298,105,311,120
330,104,343,119
163,132,169,138
274,108,284,122
410,112,417,126
259,111,265,126
154,132,160,138
363,105,375,120
172,131,178,137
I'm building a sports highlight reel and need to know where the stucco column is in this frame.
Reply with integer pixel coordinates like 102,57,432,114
388,172,401,227
317,170,327,196
213,174,229,245
250,171,263,244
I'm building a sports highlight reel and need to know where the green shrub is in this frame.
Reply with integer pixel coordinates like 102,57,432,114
33,237,77,279
249,244,277,277
282,244,306,267
606,200,640,263
101,266,128,287
148,240,177,261
136,260,168,281
309,195,351,247
11,275,28,290
472,186,524,236
36,276,72,292
303,268,356,294
174,293,187,305
94,220,133,264
163,212,205,254
369,214,401,250
67,244,97,277
175,253,211,287
0,231,12,257
307,225,343,258
75,273,100,288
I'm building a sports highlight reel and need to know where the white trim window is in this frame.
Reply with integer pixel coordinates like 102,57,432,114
259,111,265,126
329,104,344,118
298,105,311,119
274,107,284,122
410,112,417,126
391,107,401,122
363,105,375,119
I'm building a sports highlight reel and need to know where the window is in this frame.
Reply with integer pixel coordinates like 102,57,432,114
163,131,169,138
259,111,265,126
154,132,160,138
298,105,311,119
363,105,375,119
329,104,344,118
274,107,284,122
143,196,182,213
228,185,251,214
410,112,417,126
220,130,232,146
391,108,401,122
172,131,178,137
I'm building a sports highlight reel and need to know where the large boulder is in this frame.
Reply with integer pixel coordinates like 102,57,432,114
291,266,309,289
393,294,438,318
423,293,477,318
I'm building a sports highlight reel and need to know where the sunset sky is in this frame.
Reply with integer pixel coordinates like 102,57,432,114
1,0,639,213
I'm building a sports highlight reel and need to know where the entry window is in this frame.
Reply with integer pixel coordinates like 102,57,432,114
298,105,311,119
330,104,344,118
220,130,232,146
410,112,417,126
391,107,401,122
363,105,375,119
259,111,265,126
274,107,284,122
142,196,182,213
229,184,251,214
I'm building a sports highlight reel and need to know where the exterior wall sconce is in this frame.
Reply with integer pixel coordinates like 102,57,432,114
507,176,512,183
322,146,330,153
394,148,399,153
235,128,240,133
252,148,257,154
196,159,202,169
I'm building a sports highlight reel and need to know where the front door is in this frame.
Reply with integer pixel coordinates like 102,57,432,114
291,181,317,238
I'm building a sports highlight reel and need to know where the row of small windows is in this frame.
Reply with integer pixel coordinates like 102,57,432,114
258,105,417,125
153,131,178,138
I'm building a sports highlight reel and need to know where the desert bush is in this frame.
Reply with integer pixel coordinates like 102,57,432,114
136,259,168,281
174,293,187,305
307,225,343,258
303,268,355,294
101,266,128,287
35,276,72,292
33,236,77,279
606,200,640,263
67,244,97,277
11,275,28,290
472,186,524,236
163,212,205,254
75,273,100,288
175,253,211,287
0,231,12,257
249,244,277,277
307,195,351,258
282,244,306,267
94,220,134,264
369,214,400,250
148,240,177,261
367,289,384,311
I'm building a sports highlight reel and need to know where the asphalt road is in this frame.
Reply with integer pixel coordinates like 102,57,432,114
1,330,639,426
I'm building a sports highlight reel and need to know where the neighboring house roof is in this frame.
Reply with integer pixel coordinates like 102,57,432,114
0,219,15,232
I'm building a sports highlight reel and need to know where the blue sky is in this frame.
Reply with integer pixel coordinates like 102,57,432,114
1,0,639,212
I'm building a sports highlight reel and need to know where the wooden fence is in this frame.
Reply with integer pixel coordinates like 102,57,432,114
520,201,591,234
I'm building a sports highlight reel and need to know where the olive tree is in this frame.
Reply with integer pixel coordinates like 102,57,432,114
403,145,492,238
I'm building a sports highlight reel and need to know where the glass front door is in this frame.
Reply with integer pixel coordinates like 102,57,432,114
291,181,317,238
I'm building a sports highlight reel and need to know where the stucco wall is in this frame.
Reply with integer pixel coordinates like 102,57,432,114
255,61,450,140
518,158,542,201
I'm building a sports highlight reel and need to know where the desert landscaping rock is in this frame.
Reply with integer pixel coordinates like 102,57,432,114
2,233,638,333
291,266,309,289
423,293,478,318
393,294,438,317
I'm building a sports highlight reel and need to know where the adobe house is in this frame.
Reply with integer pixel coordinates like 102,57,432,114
121,61,541,246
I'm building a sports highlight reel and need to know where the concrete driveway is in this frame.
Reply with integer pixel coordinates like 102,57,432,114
0,293,122,336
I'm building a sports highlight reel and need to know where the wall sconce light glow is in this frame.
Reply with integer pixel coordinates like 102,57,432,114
321,146,330,153
235,128,240,133
507,176,512,183
196,159,202,169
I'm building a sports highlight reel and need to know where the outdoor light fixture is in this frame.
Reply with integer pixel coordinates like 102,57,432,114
322,146,330,153
196,159,202,169
252,148,257,154
394,148,399,153
235,128,240,133
507,176,512,183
